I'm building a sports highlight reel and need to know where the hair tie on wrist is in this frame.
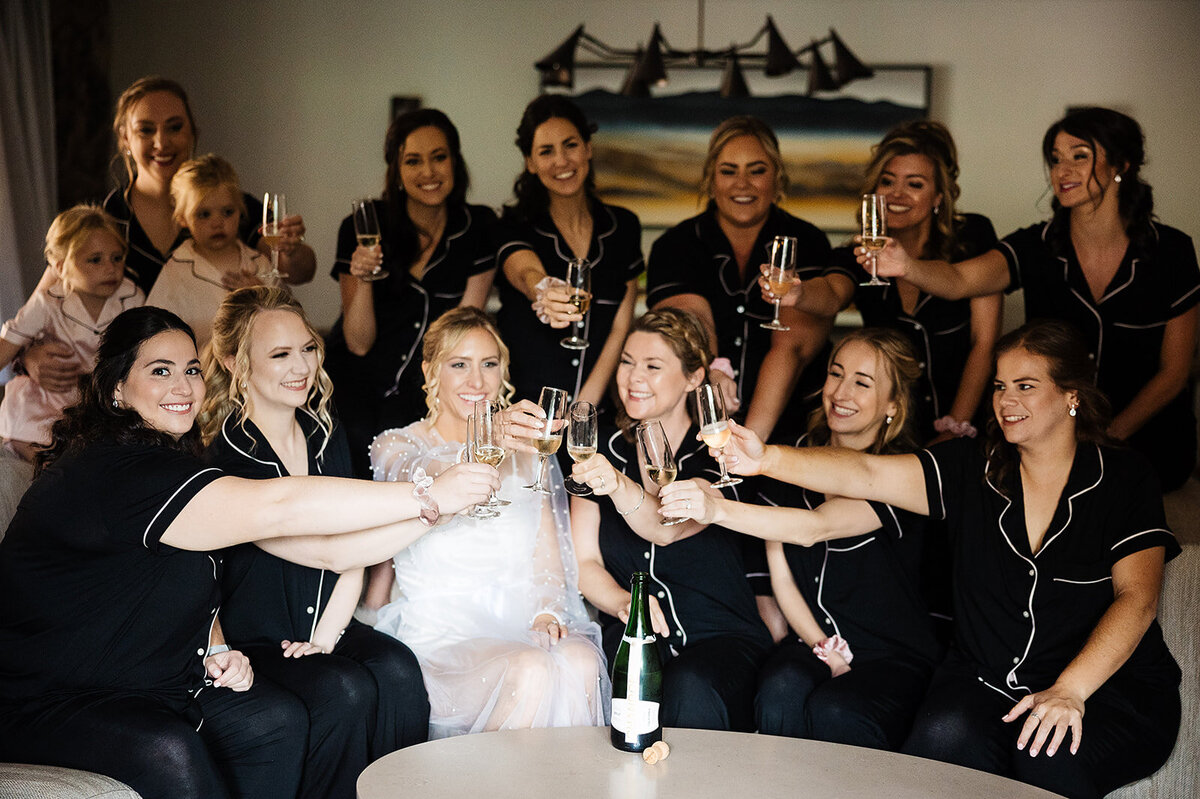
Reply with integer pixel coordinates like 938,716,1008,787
412,467,440,526
813,634,853,665
709,357,735,380
933,416,977,439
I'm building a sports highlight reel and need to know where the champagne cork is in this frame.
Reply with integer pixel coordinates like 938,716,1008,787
642,740,670,764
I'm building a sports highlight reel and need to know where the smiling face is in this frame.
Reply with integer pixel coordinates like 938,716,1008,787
62,229,126,307
617,331,705,425
874,153,942,236
239,309,318,416
711,134,776,232
400,125,454,209
525,117,592,200
181,184,240,255
428,327,503,427
822,339,898,451
123,90,195,187
992,346,1078,448
1048,130,1121,211
114,329,204,439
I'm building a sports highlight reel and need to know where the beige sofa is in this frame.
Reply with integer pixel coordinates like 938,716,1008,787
0,764,140,798
1106,481,1200,799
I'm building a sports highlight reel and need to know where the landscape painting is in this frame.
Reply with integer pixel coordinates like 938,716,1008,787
571,66,930,233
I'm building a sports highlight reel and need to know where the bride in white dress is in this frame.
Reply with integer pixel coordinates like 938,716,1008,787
370,307,608,738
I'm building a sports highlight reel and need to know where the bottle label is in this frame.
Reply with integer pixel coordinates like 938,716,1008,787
611,698,660,741
621,633,656,645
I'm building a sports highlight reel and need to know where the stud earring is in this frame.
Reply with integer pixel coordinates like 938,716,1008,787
932,204,941,215
1114,174,1122,184
885,415,894,426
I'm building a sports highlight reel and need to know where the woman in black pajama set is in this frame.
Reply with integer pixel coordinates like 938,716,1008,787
715,319,1181,799
865,107,1199,489
0,306,498,799
646,115,841,443
663,328,939,749
203,288,430,799
324,108,498,479
568,309,771,732
495,94,642,407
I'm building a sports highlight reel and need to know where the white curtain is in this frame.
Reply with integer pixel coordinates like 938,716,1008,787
0,0,56,322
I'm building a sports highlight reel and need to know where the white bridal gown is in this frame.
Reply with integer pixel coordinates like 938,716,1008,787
371,420,609,738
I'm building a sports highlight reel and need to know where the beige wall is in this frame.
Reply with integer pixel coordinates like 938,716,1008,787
111,0,1200,328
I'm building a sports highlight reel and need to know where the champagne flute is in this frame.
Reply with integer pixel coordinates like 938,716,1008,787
260,192,287,279
524,387,567,494
860,193,889,287
465,413,498,519
760,235,797,331
352,198,388,282
560,259,592,350
473,399,510,508
564,400,598,496
635,421,685,527
695,382,742,488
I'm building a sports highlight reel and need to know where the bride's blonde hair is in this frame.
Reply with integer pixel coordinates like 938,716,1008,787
421,307,515,423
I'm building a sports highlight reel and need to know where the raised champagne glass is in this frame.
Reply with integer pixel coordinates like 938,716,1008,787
564,400,598,496
473,399,510,508
860,193,889,287
695,382,742,488
524,387,567,494
635,420,685,527
560,259,592,350
465,413,498,519
261,192,287,279
352,198,388,282
760,235,797,331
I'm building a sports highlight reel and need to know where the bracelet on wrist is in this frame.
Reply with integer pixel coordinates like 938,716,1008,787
412,467,440,526
531,609,565,627
616,482,646,517
206,644,231,658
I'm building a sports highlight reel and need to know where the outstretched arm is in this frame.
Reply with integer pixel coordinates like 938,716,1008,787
864,240,1010,300
718,419,929,514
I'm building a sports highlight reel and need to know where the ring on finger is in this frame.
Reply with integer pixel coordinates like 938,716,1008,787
1031,712,1041,720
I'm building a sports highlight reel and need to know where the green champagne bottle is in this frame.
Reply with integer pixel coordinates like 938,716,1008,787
610,571,664,752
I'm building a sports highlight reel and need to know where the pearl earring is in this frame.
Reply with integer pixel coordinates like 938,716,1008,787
112,399,119,409
1114,174,1122,184
1069,405,1078,417
885,415,894,426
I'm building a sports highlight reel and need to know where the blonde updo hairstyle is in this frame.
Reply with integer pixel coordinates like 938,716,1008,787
199,286,335,454
45,204,127,292
862,120,962,261
615,308,713,436
699,115,788,206
112,76,198,188
170,153,246,227
421,307,515,424
807,327,922,455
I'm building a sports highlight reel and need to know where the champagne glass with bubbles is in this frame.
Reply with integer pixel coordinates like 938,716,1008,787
352,198,388,282
860,194,889,287
261,192,287,279
760,235,797,331
465,414,498,519
565,400,598,496
473,399,510,508
636,421,685,527
524,387,567,494
695,382,742,488
560,259,592,350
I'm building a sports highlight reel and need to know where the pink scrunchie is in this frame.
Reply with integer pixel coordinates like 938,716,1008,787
933,415,977,439
812,635,853,665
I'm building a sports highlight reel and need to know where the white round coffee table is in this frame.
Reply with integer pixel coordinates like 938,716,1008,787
358,726,1063,798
